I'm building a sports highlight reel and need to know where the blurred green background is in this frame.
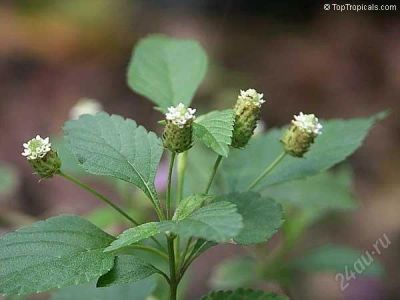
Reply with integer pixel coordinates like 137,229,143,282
0,1,398,299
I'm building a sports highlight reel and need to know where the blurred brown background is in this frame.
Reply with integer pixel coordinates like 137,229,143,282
0,1,399,299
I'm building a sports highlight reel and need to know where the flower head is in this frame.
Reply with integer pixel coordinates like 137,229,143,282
292,112,322,135
22,135,52,160
69,98,103,120
237,89,265,108
165,103,196,128
231,89,266,148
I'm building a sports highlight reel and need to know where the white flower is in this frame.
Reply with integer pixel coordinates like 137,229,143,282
292,112,323,135
69,98,103,120
238,88,265,107
22,135,52,160
165,103,196,128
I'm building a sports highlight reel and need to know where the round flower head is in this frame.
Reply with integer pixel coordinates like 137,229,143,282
281,112,323,157
22,135,61,178
292,112,322,136
69,98,103,120
22,135,51,160
165,103,196,128
163,103,196,153
232,88,266,148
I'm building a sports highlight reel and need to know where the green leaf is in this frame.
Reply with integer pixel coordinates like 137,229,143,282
0,215,115,296
220,113,384,192
201,288,289,300
52,137,84,175
64,113,163,203
267,168,357,214
128,35,208,111
97,255,158,287
160,201,243,243
210,257,259,289
193,109,235,157
292,244,384,276
104,222,160,252
216,192,283,245
52,277,156,300
173,194,212,221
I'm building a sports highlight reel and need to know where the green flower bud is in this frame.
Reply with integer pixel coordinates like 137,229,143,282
281,112,323,157
22,135,61,178
231,89,266,148
163,103,196,153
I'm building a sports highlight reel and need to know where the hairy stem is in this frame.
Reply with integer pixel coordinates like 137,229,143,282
125,244,169,260
167,235,178,300
247,151,287,190
166,152,176,219
204,155,223,194
180,155,224,274
59,171,164,249
59,171,140,225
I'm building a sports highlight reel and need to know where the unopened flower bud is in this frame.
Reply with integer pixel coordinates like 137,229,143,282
231,89,266,148
163,103,196,153
281,112,323,157
22,135,61,178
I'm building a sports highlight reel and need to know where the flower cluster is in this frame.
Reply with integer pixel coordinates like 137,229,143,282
165,103,196,128
22,135,61,178
231,88,266,148
281,112,323,157
237,89,265,108
292,112,322,136
22,135,52,160
163,103,196,153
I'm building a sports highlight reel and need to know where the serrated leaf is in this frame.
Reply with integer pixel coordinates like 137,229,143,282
173,194,212,221
160,201,243,243
210,257,259,289
292,244,384,277
216,192,283,245
0,215,115,296
267,168,357,214
128,35,208,111
220,113,384,192
97,256,158,287
193,109,235,157
104,222,160,252
52,277,156,300
201,288,289,300
64,113,163,203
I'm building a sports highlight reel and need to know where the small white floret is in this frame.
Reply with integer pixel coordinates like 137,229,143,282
21,135,52,160
292,112,323,135
238,88,265,107
165,103,196,128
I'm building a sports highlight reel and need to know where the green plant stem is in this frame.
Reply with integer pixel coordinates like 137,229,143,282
175,151,188,270
166,152,176,220
126,244,168,260
180,155,224,274
167,235,178,300
176,151,188,204
59,171,140,225
58,171,165,250
247,152,287,190
204,155,223,194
